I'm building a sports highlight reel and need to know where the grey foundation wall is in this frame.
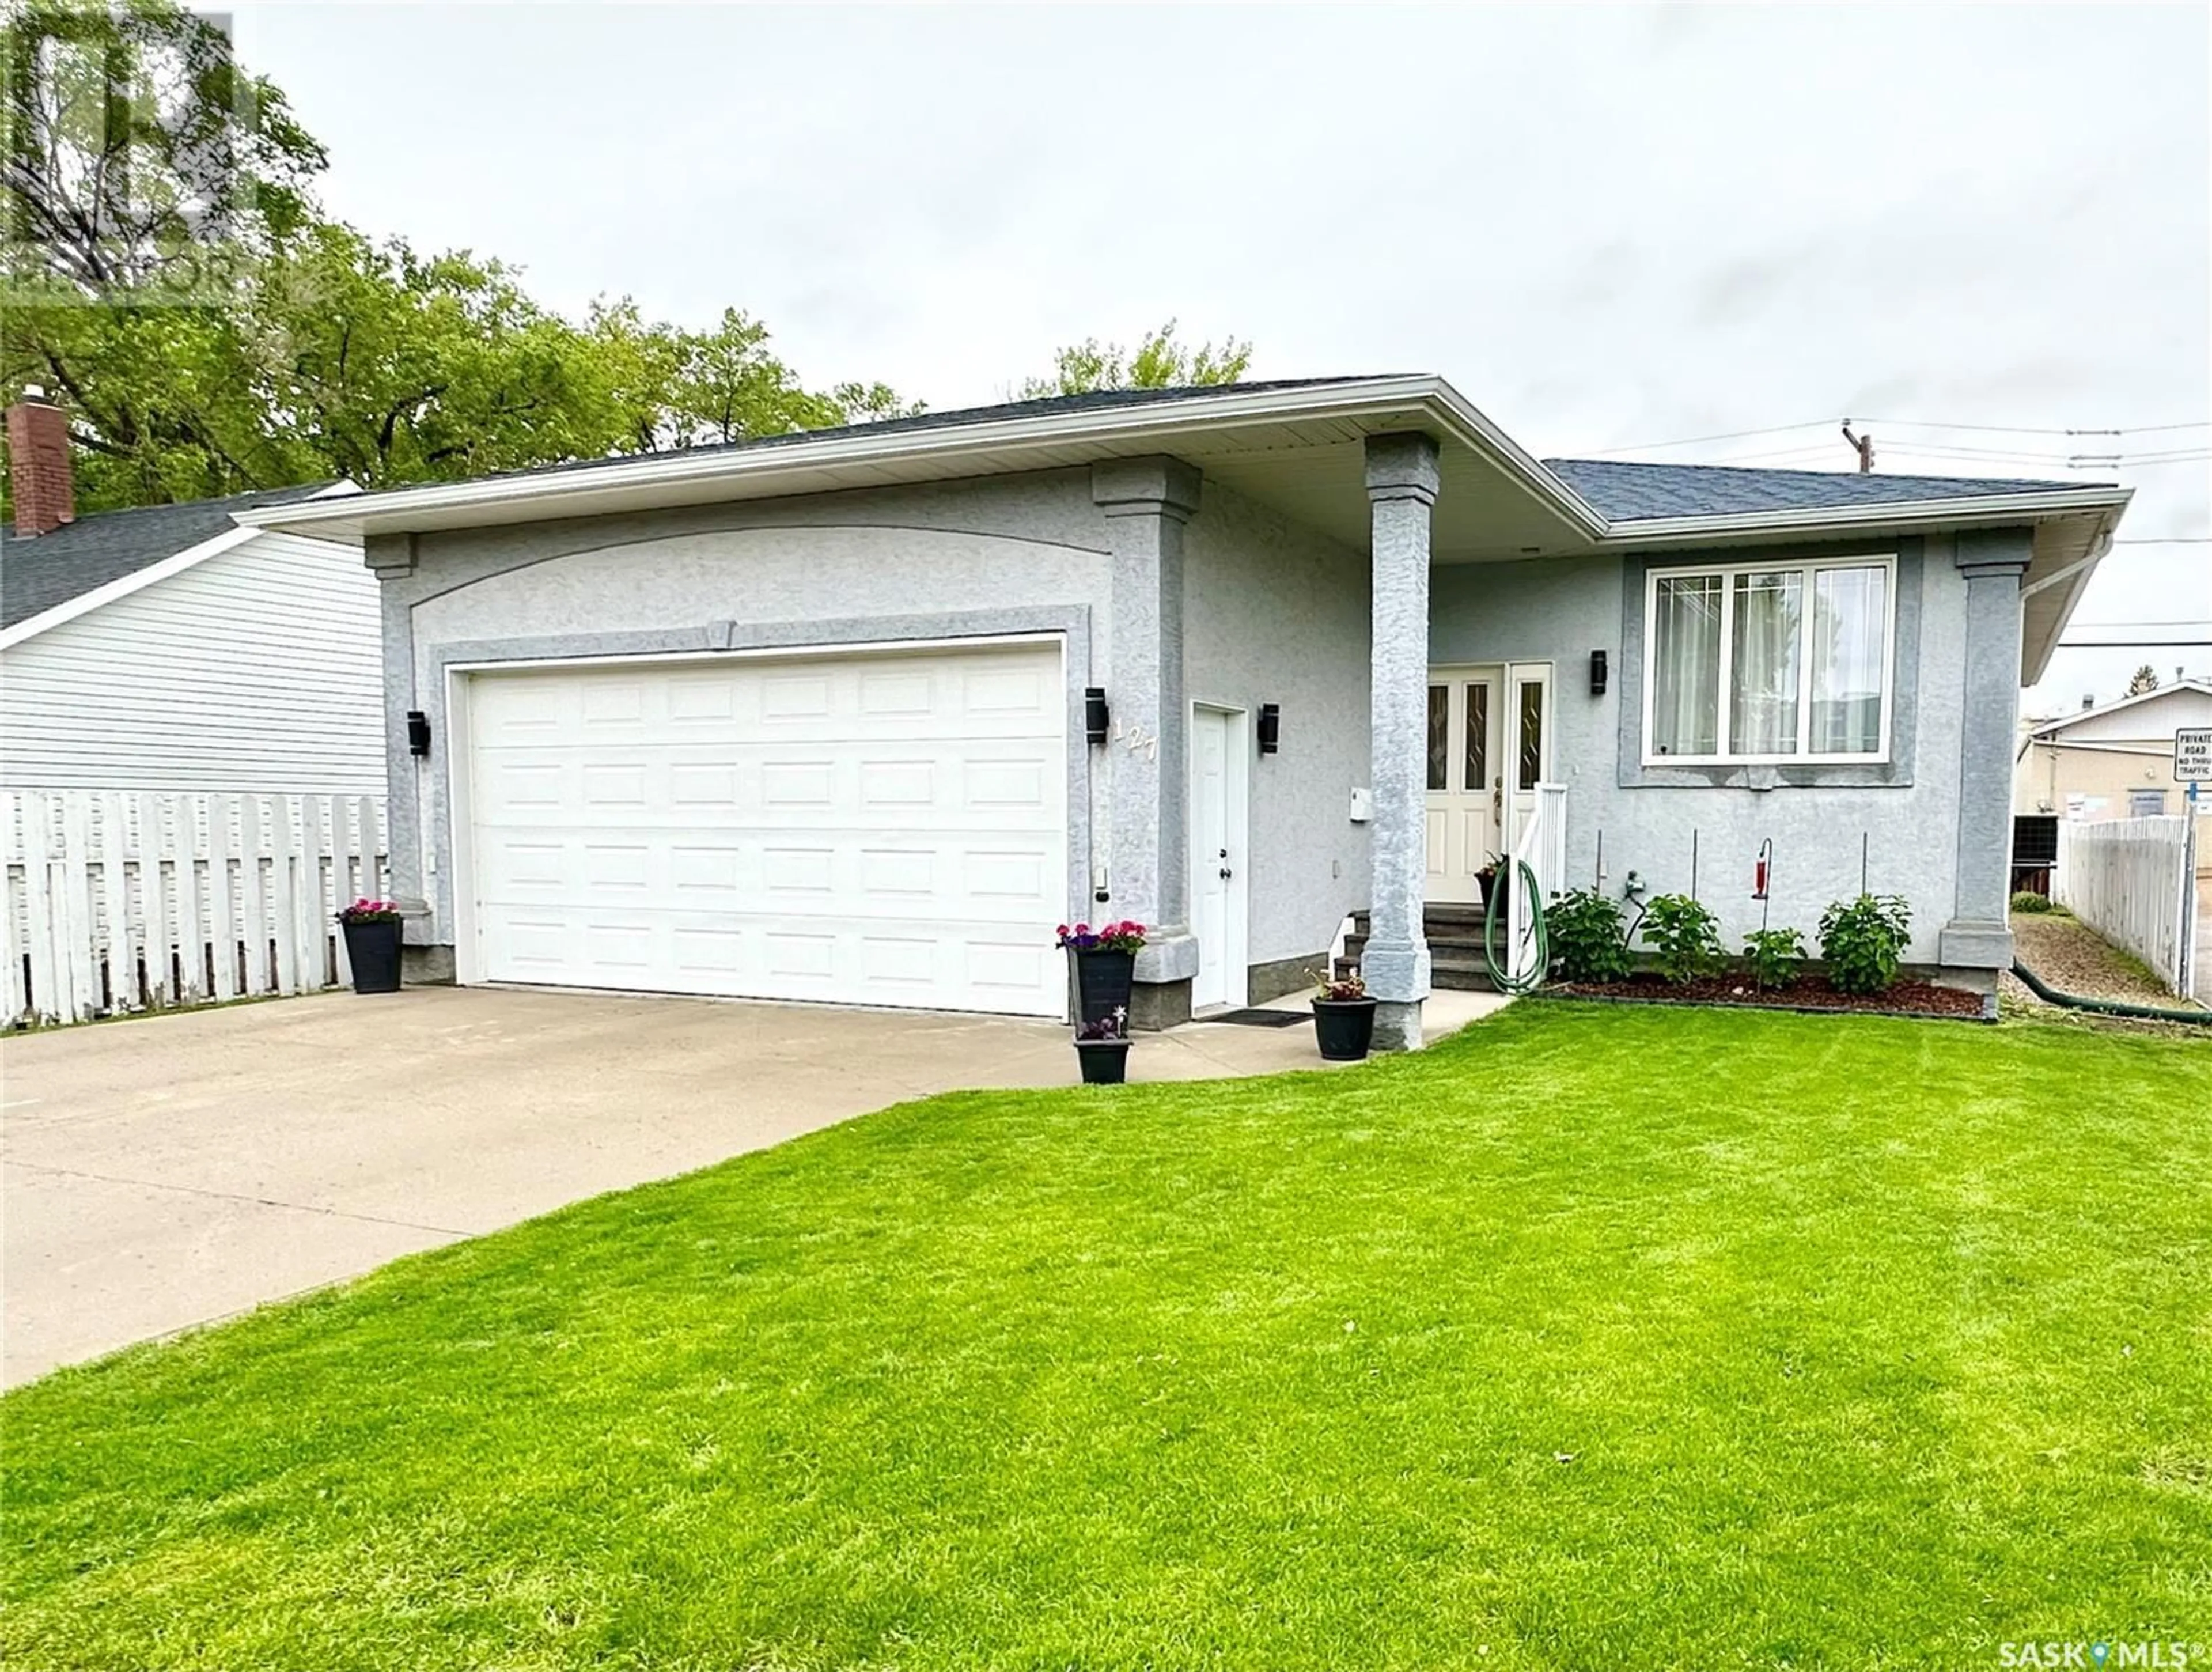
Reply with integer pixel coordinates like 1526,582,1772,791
1181,481,1373,969
1428,534,1975,970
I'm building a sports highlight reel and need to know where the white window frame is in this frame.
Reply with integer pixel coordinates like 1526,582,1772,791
1641,553,1898,767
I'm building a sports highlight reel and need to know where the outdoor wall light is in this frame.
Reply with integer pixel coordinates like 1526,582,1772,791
407,709,432,757
1257,703,1281,755
1589,650,1609,697
1085,687,1110,746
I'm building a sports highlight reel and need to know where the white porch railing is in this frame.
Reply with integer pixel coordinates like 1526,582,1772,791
2,790,389,1028
2055,814,2198,998
1502,782,1569,985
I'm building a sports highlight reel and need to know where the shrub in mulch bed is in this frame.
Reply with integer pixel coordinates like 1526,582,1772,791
1549,974,1988,1020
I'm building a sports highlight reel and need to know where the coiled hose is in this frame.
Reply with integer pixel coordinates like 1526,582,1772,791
1481,858,1551,994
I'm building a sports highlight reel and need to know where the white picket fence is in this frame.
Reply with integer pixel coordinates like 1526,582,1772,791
2,790,389,1028
2055,814,2199,998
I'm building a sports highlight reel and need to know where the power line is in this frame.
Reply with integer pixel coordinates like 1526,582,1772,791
1862,417,2210,437
1699,444,1847,468
1589,419,1839,455
1587,414,2211,459
1876,441,2211,464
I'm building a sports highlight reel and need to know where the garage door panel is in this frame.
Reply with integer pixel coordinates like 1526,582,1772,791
467,644,1066,1015
472,905,1063,1011
472,740,1062,829
479,832,1059,921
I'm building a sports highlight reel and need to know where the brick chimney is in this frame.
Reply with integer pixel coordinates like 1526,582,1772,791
6,388,76,538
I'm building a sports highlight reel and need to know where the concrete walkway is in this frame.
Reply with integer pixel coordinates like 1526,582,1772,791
1,983,1506,1386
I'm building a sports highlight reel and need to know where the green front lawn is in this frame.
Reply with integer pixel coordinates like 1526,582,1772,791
7,1005,2209,1670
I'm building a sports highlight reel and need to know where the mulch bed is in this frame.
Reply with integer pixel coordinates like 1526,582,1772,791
1549,973,1988,1020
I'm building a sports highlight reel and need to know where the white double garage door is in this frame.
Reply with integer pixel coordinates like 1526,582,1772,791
460,640,1068,1016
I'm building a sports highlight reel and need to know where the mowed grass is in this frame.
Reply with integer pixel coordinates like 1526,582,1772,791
5,1005,2209,1671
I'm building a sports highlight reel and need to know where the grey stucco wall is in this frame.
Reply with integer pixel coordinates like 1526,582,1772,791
377,470,1116,947
375,463,1373,988
1181,480,1373,967
1428,532,1975,967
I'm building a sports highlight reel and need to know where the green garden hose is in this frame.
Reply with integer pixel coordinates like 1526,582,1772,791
2009,959,2212,1026
1481,858,1551,994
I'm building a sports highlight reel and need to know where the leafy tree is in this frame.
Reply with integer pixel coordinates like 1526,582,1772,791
254,225,632,487
2,0,328,506
2,2,913,513
667,307,815,447
3,0,324,293
1018,319,1252,398
2126,664,2160,697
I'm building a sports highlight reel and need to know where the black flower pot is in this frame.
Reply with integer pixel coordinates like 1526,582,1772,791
341,918,403,994
1478,871,1508,914
1074,1038,1131,1085
1312,996,1378,1061
1070,947,1136,1025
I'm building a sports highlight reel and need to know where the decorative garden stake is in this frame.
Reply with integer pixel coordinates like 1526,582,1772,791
1073,1007,1132,1084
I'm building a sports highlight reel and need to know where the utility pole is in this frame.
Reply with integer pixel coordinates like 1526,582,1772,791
1840,422,1874,474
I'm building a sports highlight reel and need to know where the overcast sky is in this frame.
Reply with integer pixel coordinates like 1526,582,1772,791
232,1,2209,714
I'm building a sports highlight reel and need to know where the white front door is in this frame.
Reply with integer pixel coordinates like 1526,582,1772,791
1423,667,1503,904
1502,661,1554,857
459,641,1068,1016
1188,705,1248,1011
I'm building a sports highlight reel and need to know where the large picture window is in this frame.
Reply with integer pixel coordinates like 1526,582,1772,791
1643,555,1895,764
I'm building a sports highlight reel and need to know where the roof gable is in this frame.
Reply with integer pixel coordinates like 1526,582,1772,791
2030,678,2212,740
0,483,332,631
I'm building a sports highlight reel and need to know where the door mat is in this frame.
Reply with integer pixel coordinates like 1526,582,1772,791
1203,1008,1311,1028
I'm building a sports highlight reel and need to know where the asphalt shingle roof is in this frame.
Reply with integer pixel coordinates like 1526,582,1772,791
469,379,2101,520
0,482,329,630
463,377,1397,488
1541,457,2097,523
3,386,2107,631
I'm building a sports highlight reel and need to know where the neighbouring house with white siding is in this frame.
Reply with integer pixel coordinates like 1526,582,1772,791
0,393,388,1026
1,402,381,798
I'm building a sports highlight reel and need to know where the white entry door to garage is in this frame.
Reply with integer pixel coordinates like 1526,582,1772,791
462,641,1067,1016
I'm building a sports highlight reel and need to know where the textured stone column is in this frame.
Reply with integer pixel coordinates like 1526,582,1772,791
1363,433,1440,1050
366,535,449,983
1939,527,2032,982
1092,457,1203,1028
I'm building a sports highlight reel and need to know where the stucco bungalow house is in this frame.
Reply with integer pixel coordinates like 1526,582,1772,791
240,376,2131,1047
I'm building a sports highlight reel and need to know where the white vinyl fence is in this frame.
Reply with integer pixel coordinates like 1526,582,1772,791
2055,814,2199,998
3,790,388,1028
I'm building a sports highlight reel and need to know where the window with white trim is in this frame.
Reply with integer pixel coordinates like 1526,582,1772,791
1643,555,1896,764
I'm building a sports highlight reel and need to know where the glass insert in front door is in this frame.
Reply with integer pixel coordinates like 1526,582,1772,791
1423,669,1502,905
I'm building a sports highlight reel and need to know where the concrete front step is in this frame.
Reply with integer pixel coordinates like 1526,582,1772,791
1341,909,1508,992
1333,952,1499,992
1336,945,1502,992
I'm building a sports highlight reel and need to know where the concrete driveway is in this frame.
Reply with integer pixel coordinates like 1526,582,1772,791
2,984,1503,1386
